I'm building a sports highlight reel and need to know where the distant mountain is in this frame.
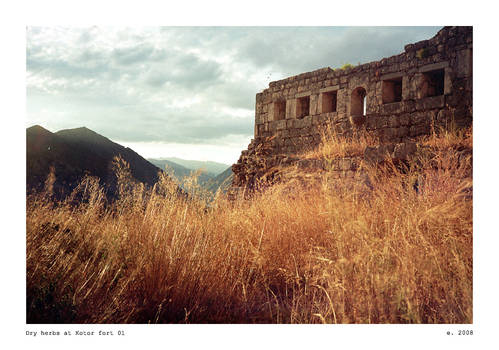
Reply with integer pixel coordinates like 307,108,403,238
148,158,234,194
161,157,230,176
148,158,214,187
27,125,166,200
205,166,234,194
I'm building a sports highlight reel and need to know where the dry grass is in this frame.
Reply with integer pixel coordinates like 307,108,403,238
303,126,378,160
423,123,473,150
26,129,472,324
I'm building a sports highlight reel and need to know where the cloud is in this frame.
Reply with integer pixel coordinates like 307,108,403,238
233,26,442,75
143,53,223,89
26,26,442,149
112,44,155,65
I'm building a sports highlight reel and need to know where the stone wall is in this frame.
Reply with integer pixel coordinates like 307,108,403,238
232,26,472,192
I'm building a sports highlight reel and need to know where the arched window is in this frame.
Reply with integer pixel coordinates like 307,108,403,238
351,87,367,117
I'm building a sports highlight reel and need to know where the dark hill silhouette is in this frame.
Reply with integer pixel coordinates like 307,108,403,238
27,125,165,201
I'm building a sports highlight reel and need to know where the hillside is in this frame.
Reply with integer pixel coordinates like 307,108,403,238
148,158,214,187
149,157,233,194
205,166,233,194
161,157,229,176
26,125,165,200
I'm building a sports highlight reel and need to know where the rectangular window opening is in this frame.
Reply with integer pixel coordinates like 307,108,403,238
296,96,310,119
382,77,403,104
322,91,337,113
421,69,445,97
273,100,286,121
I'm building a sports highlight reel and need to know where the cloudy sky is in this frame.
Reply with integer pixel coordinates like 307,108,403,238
26,26,441,164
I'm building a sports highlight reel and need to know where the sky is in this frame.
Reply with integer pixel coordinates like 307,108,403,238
26,26,442,164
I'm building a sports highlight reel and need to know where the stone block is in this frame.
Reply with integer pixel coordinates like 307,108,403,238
376,116,390,129
302,116,312,128
255,112,263,124
399,114,411,126
276,137,285,147
415,99,426,111
436,108,453,123
289,128,300,137
392,142,417,160
364,146,390,163
444,68,453,95
383,128,399,142
286,99,297,119
366,116,377,130
397,126,410,138
276,120,287,130
311,115,321,125
310,94,319,115
410,112,428,125
454,106,472,120
380,102,403,115
419,61,449,73
410,124,431,137
423,95,445,109
402,100,415,113
388,115,400,128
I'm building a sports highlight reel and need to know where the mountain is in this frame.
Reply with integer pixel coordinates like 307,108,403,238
161,157,230,176
148,157,234,194
205,166,234,194
148,158,214,187
26,125,165,200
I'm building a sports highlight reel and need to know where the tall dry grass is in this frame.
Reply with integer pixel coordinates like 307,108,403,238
26,129,472,323
303,125,378,160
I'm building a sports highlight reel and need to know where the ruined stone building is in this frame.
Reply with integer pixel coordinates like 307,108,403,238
231,26,472,193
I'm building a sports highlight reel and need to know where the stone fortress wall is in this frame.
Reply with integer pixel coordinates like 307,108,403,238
232,26,472,191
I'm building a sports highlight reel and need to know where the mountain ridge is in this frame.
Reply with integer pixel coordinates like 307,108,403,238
26,125,166,201
148,158,214,188
158,157,229,176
